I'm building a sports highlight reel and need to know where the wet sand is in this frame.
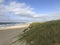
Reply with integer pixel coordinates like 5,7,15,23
0,24,30,45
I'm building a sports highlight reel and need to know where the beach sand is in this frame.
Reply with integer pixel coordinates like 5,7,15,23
0,24,30,45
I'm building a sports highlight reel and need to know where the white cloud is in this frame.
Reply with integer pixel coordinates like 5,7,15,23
0,1,60,22
5,1,36,18
33,12,60,22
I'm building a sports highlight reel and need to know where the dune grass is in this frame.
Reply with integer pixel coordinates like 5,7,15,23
17,20,60,45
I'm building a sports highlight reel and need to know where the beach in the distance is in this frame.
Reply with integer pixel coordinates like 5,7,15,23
0,23,30,45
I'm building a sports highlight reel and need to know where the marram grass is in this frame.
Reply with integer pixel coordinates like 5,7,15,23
17,20,60,45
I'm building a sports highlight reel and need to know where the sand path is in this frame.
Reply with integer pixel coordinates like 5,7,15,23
0,24,30,45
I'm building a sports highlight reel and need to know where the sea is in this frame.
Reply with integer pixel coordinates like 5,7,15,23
0,22,27,28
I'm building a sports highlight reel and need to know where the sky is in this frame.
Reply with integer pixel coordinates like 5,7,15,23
0,0,60,22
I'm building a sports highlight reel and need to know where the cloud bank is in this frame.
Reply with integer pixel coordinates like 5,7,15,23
5,1,37,18
0,0,60,22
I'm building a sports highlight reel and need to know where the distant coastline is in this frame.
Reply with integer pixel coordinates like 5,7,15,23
0,22,28,28
0,22,26,24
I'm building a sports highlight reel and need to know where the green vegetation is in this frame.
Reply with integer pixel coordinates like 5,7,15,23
18,20,60,45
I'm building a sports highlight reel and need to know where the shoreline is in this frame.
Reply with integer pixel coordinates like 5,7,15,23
0,23,30,30
0,23,30,45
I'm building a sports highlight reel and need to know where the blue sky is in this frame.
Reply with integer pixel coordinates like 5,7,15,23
0,0,60,22
16,0,60,13
4,0,60,13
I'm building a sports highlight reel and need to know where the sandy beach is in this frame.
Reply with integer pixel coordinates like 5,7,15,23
0,24,30,45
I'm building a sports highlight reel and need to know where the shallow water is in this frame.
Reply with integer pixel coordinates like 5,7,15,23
0,22,27,28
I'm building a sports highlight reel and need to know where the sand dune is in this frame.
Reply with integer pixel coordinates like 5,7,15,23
0,24,30,45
